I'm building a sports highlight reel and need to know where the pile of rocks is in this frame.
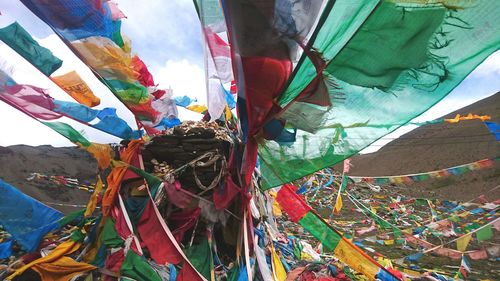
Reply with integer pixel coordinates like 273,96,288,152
142,121,233,194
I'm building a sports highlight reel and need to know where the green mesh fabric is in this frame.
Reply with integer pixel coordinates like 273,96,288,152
193,0,225,26
326,2,445,89
277,1,379,107
259,1,500,189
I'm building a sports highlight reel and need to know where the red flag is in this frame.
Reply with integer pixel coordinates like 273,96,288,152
177,261,204,281
164,181,193,209
128,99,160,122
169,208,201,243
0,85,61,120
276,184,311,222
204,28,230,58
131,56,155,87
152,89,166,99
137,194,205,280
213,176,240,210
242,57,291,136
104,248,125,273
107,0,127,20
137,200,183,265
478,194,488,204
110,203,140,254
142,124,161,135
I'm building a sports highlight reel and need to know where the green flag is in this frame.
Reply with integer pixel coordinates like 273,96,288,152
298,211,341,251
184,237,213,280
476,225,493,242
120,250,162,281
0,22,62,76
259,1,500,189
42,121,91,147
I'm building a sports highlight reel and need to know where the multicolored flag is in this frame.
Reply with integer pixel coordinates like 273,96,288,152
276,184,400,281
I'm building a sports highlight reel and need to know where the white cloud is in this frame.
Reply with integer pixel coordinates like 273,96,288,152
0,1,54,38
118,0,203,69
155,59,207,122
155,59,206,103
468,51,500,78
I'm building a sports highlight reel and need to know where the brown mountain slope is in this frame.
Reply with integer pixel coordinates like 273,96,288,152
0,145,96,213
349,92,500,200
0,94,498,212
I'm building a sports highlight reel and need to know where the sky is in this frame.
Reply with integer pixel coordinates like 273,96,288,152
0,1,499,151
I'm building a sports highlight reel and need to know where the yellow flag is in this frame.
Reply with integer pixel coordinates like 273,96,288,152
51,71,101,107
334,193,343,214
268,191,282,216
272,200,282,217
225,103,232,120
403,268,421,277
31,256,96,281
187,104,208,113
334,238,380,280
458,211,470,218
377,257,393,269
271,246,287,281
8,240,81,280
384,240,394,245
71,37,137,82
84,176,103,218
457,233,472,252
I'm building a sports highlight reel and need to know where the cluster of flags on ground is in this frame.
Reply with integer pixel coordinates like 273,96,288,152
0,1,499,280
349,157,499,185
276,184,401,281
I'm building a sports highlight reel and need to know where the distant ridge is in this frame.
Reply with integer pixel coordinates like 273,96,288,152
0,94,499,211
349,92,500,200
0,145,96,213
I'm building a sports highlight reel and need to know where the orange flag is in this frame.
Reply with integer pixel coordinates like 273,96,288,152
51,71,100,107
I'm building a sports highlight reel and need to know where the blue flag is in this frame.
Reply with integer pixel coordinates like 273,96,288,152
0,240,13,259
484,121,500,141
0,179,63,252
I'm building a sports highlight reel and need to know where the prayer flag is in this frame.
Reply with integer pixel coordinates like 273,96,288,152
456,233,472,252
476,225,493,242
0,22,62,76
333,193,343,214
0,180,63,252
51,71,100,107
468,249,488,260
276,184,311,223
271,246,287,281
